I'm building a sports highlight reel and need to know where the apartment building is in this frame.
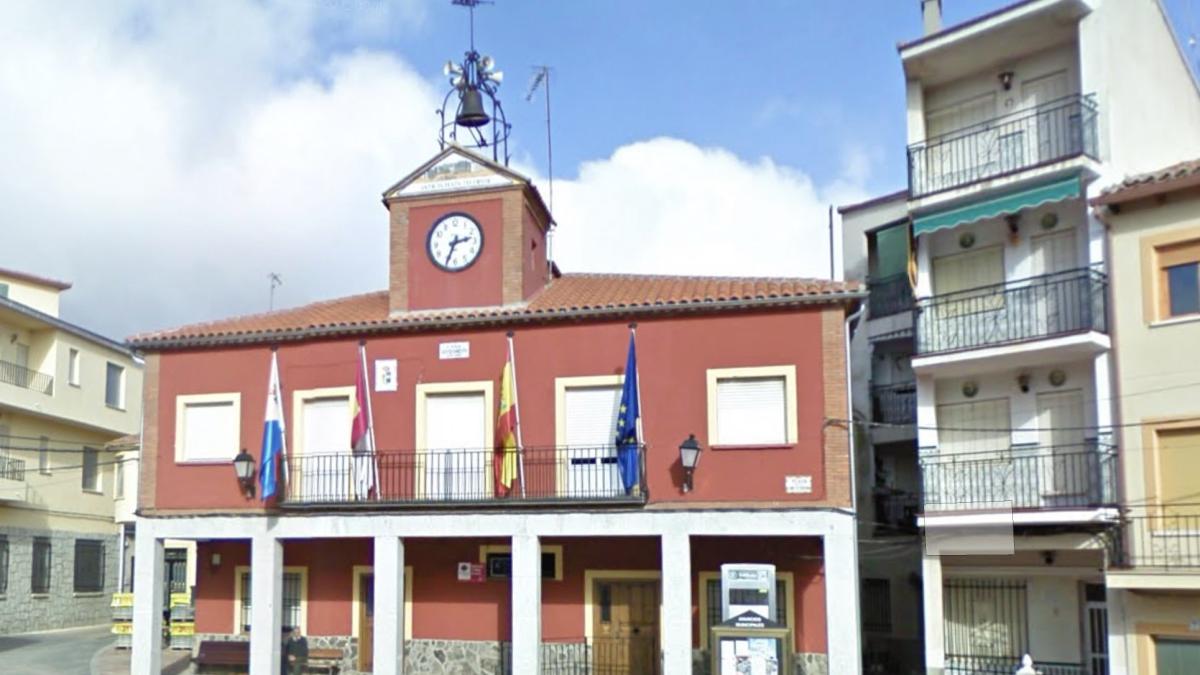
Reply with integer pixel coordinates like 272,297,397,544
1093,159,1200,675
841,2,1200,674
127,145,864,675
0,267,142,633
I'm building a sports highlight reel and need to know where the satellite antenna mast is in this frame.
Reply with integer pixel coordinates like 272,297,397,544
268,273,282,311
525,66,554,211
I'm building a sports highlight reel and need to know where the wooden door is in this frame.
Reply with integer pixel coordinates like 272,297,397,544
359,572,374,672
593,579,659,675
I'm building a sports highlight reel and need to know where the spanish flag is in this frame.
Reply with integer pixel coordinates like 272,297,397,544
494,360,519,496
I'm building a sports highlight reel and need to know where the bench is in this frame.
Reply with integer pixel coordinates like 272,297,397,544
304,648,343,674
194,640,249,672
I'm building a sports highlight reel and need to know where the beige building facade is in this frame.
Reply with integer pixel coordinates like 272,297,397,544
0,267,142,634
1095,161,1200,675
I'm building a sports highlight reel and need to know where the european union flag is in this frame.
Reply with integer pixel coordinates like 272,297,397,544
614,333,640,495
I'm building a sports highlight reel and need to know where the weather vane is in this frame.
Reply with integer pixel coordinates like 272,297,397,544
439,0,510,164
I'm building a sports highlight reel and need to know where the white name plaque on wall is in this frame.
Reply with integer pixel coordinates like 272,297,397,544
439,341,470,360
785,475,813,494
374,359,398,392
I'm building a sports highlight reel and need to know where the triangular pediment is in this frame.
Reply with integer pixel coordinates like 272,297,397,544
384,146,527,199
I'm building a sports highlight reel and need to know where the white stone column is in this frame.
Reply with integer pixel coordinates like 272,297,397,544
249,535,283,675
131,527,164,674
922,553,945,675
660,533,691,675
510,534,542,673
1105,587,1130,675
824,517,863,675
373,536,406,675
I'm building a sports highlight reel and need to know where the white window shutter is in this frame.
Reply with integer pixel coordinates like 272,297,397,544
425,393,486,451
716,377,787,445
564,386,622,447
182,401,238,461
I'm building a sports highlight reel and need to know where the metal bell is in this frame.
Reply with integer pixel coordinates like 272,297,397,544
456,87,490,128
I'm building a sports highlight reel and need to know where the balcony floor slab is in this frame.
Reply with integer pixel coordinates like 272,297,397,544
912,331,1109,378
1106,573,1200,590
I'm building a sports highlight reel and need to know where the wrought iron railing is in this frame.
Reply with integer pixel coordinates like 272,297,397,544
920,444,1116,513
915,268,1107,355
872,382,916,425
0,359,53,395
945,655,1090,675
873,489,919,534
283,446,647,506
868,273,915,318
908,94,1098,197
0,455,25,482
1111,506,1200,569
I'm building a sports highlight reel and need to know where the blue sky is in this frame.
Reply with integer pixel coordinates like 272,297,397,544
0,0,1197,338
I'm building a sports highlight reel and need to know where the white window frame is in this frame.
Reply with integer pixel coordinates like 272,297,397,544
414,381,494,499
174,393,243,464
233,565,308,636
105,362,126,409
706,365,798,448
68,348,80,387
554,375,624,497
81,447,102,493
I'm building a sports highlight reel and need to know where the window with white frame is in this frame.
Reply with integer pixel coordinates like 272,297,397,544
175,394,241,463
81,447,101,492
559,379,623,497
707,366,797,447
419,384,490,500
105,362,124,408
68,348,80,386
38,436,50,475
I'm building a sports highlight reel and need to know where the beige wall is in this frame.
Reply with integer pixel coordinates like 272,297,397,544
0,410,121,535
0,272,61,317
1108,193,1200,508
1121,590,1200,675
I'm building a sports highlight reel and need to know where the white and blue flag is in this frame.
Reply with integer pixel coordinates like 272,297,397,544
259,351,287,500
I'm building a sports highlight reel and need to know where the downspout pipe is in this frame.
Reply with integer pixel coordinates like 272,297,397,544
845,301,866,514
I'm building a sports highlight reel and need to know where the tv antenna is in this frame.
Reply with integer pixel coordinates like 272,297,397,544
268,273,282,311
525,66,554,211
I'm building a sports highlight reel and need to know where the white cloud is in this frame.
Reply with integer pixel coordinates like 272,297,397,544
0,1,870,340
548,138,868,279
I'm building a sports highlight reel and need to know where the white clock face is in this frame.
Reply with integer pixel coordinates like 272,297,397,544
427,213,483,271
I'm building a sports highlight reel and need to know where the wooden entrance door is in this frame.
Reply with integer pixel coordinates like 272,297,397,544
592,579,659,675
359,572,374,672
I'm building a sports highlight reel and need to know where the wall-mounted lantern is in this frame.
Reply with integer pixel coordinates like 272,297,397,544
232,449,256,498
210,552,222,569
1017,373,1031,393
679,434,703,493
998,70,1015,91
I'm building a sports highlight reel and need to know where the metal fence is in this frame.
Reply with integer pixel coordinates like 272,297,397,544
868,273,915,318
915,268,1107,356
908,94,1098,197
0,454,25,482
873,489,919,534
0,359,53,395
872,382,916,425
944,579,1029,667
1112,506,1200,569
283,445,647,507
920,444,1116,512
944,654,1091,675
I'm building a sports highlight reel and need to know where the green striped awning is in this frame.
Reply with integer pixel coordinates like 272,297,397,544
912,176,1082,237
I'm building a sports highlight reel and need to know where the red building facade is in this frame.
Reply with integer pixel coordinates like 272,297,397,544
128,148,863,675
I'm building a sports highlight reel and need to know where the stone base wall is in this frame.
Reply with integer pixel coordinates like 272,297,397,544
404,639,509,675
0,526,118,635
692,649,828,675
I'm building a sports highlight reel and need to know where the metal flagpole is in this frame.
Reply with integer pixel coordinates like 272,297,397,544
506,331,527,498
359,340,379,499
273,347,289,488
629,324,644,444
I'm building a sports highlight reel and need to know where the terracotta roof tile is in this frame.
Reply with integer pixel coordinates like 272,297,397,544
129,274,862,349
1093,158,1200,205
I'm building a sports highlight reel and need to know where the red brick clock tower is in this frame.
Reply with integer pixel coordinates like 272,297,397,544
382,147,553,314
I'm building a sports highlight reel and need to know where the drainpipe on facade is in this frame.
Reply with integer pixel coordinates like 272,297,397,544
845,302,866,515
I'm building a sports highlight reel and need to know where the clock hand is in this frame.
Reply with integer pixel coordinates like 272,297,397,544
445,235,468,265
